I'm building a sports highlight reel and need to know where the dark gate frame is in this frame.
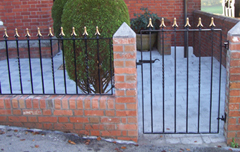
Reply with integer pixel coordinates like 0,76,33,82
137,17,227,134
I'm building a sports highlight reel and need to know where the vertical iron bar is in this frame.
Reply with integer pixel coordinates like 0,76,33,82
27,37,34,94
38,36,45,94
174,28,177,133
109,39,113,95
217,31,223,133
97,35,101,94
72,35,78,94
4,37,12,94
184,0,188,58
186,27,189,133
198,27,202,133
141,30,145,133
149,28,153,133
84,35,90,94
49,37,56,94
162,27,165,133
209,27,214,133
61,36,67,94
16,38,23,94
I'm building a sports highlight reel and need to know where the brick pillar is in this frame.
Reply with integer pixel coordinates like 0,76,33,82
225,21,240,145
113,22,138,142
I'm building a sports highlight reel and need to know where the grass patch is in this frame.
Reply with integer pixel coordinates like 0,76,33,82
201,5,223,14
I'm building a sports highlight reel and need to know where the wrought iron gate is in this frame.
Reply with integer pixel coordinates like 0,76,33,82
137,17,226,134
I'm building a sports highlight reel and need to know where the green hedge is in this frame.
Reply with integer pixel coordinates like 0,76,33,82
61,0,130,93
51,0,68,37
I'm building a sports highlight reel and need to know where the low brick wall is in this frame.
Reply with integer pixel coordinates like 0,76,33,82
0,95,137,142
0,23,138,142
225,21,240,145
193,10,239,67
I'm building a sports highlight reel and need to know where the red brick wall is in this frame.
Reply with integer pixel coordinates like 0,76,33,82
0,95,137,142
0,0,53,38
126,0,200,27
0,0,200,39
225,24,240,145
0,23,138,142
193,10,239,67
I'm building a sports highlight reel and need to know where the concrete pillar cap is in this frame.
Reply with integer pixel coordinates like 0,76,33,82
113,22,136,38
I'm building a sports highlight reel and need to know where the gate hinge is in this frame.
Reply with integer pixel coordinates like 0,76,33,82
217,113,227,123
223,41,229,50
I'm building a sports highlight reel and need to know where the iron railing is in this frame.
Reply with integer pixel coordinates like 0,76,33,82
0,27,113,95
138,17,226,134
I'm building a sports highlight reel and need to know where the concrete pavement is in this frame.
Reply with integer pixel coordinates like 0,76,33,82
0,125,238,152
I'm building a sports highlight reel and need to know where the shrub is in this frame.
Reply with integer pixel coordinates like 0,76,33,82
61,0,130,93
51,0,68,37
130,7,160,34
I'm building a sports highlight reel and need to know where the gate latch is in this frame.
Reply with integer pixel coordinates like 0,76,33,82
136,59,159,65
217,113,227,123
223,41,229,50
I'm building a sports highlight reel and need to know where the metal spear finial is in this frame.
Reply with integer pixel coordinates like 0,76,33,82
147,18,154,28
59,27,65,37
172,18,178,28
71,27,77,37
25,28,31,38
184,17,191,28
95,26,101,36
14,28,20,38
36,27,42,37
209,17,216,27
48,27,54,37
82,26,88,36
3,29,8,38
160,18,166,28
197,17,203,28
